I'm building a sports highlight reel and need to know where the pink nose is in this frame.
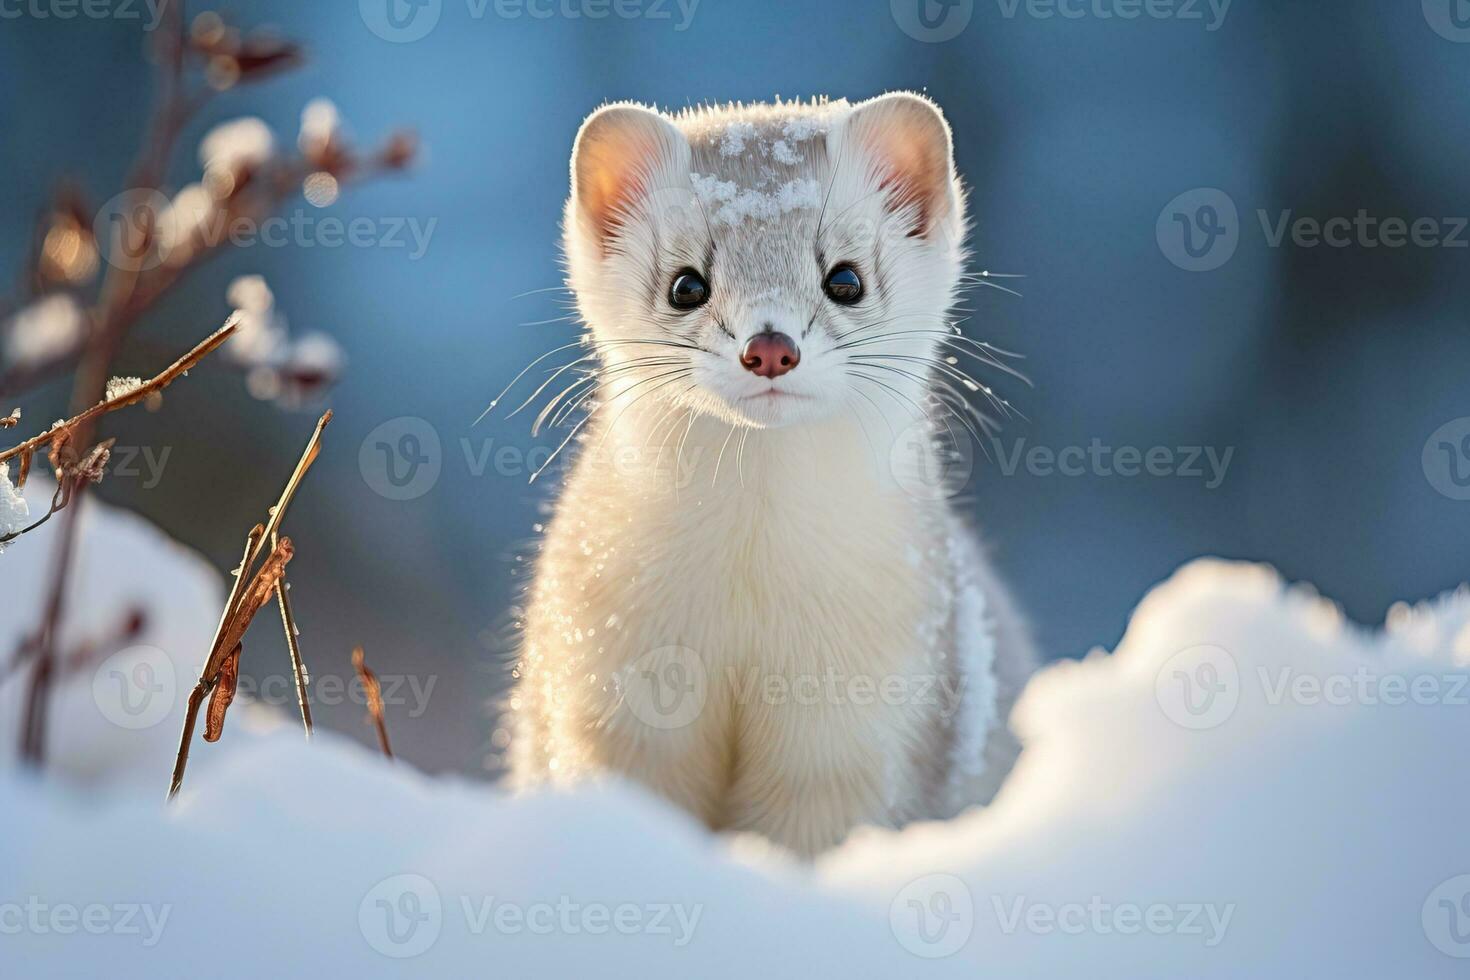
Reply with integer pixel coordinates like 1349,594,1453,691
740,332,801,379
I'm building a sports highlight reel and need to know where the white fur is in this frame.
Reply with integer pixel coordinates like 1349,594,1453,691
507,94,1035,857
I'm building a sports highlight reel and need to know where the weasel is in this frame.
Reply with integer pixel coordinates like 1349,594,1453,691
506,93,1035,857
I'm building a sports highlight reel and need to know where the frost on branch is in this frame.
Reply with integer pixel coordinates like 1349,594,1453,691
0,463,29,556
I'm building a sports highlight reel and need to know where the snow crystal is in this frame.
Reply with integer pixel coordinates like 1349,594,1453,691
3,293,85,367
719,121,756,157
199,117,275,175
941,534,998,802
782,115,829,143
0,463,28,556
103,376,144,402
690,173,822,226
771,139,801,165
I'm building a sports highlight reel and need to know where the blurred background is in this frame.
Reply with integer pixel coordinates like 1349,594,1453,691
1,0,1466,776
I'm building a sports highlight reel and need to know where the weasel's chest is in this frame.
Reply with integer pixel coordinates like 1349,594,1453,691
556,488,953,680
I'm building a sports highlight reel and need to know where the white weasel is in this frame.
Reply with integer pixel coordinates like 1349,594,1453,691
507,93,1035,857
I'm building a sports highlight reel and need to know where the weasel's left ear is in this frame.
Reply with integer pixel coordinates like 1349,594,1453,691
843,93,960,240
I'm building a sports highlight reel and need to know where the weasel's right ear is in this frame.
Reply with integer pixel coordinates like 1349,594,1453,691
571,103,685,253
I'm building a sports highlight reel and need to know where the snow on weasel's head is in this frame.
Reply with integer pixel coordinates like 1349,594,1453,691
564,94,967,430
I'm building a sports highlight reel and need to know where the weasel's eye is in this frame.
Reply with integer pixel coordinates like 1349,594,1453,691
823,265,864,305
669,270,710,310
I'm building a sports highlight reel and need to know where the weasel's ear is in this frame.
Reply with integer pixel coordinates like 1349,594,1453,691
843,93,959,240
571,103,685,250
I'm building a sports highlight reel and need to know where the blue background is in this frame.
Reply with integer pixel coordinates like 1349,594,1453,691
2,0,1467,773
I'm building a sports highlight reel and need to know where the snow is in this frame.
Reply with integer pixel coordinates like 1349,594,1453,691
3,293,85,367
1,490,1467,977
690,173,823,227
103,376,145,402
0,475,224,783
0,462,29,555
199,117,275,175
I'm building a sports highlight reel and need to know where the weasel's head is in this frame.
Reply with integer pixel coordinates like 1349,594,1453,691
563,94,967,431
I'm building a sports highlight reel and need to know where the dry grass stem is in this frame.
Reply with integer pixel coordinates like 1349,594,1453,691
352,646,393,760
167,411,330,800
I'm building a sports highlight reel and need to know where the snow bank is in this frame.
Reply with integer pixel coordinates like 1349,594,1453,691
0,477,225,784
2,491,1467,977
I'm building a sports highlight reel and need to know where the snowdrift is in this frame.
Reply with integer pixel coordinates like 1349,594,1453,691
2,484,1467,978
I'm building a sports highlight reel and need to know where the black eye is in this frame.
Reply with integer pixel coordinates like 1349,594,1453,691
669,270,709,310
824,264,863,305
